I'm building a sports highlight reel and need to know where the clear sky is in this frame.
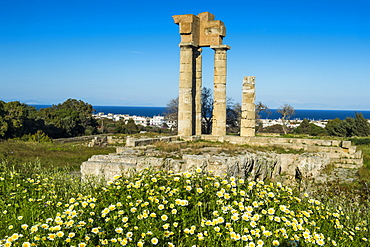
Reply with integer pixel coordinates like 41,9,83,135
1,0,369,110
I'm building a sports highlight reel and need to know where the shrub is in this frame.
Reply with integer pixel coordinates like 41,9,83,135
21,130,52,143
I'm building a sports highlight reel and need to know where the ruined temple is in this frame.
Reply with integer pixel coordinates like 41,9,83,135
173,12,255,137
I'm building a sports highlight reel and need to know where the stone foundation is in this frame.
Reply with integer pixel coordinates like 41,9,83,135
81,135,363,184
82,149,331,183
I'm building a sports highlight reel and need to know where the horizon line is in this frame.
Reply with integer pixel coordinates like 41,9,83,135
28,104,370,112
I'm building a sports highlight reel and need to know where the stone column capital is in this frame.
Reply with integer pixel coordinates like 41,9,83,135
179,42,198,47
210,44,231,50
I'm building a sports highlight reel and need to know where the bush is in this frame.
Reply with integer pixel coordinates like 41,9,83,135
349,138,370,146
21,130,52,143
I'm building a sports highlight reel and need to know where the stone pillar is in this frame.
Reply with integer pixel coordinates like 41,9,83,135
195,48,202,135
211,45,230,136
240,76,256,137
178,42,196,137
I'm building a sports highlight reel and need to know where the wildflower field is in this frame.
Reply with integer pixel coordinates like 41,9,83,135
0,162,369,247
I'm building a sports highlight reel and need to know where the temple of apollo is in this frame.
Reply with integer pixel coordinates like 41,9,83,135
173,12,256,138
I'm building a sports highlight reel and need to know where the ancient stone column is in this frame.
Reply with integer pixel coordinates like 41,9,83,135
195,48,202,135
240,76,256,137
178,42,196,137
211,45,230,136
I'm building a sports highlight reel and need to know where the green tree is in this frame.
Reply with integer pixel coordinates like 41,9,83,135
325,114,370,137
308,123,327,136
38,99,97,138
354,113,370,137
0,101,8,138
3,101,37,138
293,119,310,134
124,119,139,134
260,124,285,134
293,119,326,136
325,118,342,136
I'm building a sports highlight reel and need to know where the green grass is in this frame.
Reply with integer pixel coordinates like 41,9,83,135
0,139,116,171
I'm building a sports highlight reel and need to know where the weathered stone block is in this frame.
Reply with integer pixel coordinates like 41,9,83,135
341,141,351,149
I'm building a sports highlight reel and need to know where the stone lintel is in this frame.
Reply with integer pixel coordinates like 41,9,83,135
211,44,231,50
173,14,197,24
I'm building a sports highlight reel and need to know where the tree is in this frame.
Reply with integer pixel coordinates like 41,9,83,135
226,100,241,134
124,118,139,134
37,99,97,138
0,101,8,138
325,113,370,137
260,124,284,134
3,101,38,138
325,118,342,136
255,102,270,132
354,113,370,137
255,101,271,119
293,119,327,136
201,87,213,134
164,97,178,132
277,104,295,134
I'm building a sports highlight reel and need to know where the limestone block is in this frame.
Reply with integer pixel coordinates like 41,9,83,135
348,146,357,154
173,14,197,24
341,141,351,149
179,22,193,34
197,12,215,22
331,140,341,146
354,150,362,159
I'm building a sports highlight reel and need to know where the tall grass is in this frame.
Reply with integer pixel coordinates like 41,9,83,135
0,140,115,171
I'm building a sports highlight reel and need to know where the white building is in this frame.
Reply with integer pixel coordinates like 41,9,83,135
150,115,165,127
132,116,149,126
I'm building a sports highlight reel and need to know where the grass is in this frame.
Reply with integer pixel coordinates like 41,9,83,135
153,140,306,156
0,139,116,171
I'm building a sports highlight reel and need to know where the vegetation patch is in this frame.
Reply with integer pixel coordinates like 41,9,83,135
0,164,368,246
0,140,115,171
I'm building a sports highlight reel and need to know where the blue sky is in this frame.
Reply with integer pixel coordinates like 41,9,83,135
1,0,369,110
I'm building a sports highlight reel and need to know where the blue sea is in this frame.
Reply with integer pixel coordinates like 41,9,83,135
31,105,370,120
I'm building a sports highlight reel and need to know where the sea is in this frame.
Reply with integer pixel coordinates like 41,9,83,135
31,105,370,120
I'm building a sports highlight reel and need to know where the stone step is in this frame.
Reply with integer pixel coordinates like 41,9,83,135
328,150,362,159
250,137,342,147
82,161,137,168
332,163,363,169
331,158,363,165
88,155,139,164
